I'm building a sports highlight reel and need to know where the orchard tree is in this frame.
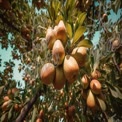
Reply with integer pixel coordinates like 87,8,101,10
0,0,122,122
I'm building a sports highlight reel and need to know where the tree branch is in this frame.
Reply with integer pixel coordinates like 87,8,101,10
15,89,43,122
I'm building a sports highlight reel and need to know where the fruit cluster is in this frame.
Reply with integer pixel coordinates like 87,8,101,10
40,20,88,90
81,70,104,109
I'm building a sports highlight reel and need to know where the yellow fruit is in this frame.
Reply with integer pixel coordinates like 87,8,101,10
87,90,96,108
40,63,55,85
91,70,101,79
54,20,67,45
72,47,88,67
53,66,66,90
52,40,65,65
45,27,56,49
63,55,79,84
81,74,89,89
90,79,101,94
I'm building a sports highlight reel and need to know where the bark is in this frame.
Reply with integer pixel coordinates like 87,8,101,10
15,89,42,122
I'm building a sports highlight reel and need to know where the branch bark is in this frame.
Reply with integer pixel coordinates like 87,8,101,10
15,89,43,122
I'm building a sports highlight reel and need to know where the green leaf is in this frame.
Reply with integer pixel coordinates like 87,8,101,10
77,39,93,48
8,106,13,120
114,87,122,99
109,88,118,98
0,112,8,122
73,26,86,44
32,106,37,122
0,86,4,95
97,97,106,111
66,23,72,38
77,12,87,25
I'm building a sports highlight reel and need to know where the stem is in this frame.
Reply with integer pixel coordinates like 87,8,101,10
15,89,43,122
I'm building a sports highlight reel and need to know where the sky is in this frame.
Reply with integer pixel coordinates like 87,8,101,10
0,3,121,88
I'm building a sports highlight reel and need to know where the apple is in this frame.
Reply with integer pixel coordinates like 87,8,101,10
52,40,65,65
53,66,66,90
45,27,56,50
63,55,79,84
40,63,55,85
81,74,89,89
71,47,88,67
87,90,96,108
54,20,67,45
90,79,102,94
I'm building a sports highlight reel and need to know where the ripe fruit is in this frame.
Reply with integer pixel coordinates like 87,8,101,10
102,14,108,22
52,40,65,65
81,74,89,89
1,100,12,111
67,105,76,117
54,20,67,45
112,39,120,49
87,90,96,108
36,118,42,122
63,55,79,84
72,47,88,67
12,88,19,94
46,27,56,50
38,110,44,119
53,66,66,90
0,0,11,10
3,96,10,101
91,70,101,79
90,79,101,94
40,63,55,85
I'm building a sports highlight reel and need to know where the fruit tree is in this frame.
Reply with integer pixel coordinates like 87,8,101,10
0,0,122,122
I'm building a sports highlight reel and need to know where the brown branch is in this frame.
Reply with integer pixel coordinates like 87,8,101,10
15,89,43,122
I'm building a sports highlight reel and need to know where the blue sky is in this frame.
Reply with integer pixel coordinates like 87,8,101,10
0,5,121,88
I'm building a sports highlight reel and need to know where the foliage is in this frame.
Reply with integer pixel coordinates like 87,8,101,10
0,0,122,122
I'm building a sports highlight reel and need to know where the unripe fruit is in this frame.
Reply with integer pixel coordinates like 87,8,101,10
87,90,96,108
53,66,66,90
54,20,67,45
72,47,88,67
63,55,79,84
40,63,55,85
90,79,101,94
91,70,101,79
46,27,56,49
81,74,89,89
52,40,65,65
